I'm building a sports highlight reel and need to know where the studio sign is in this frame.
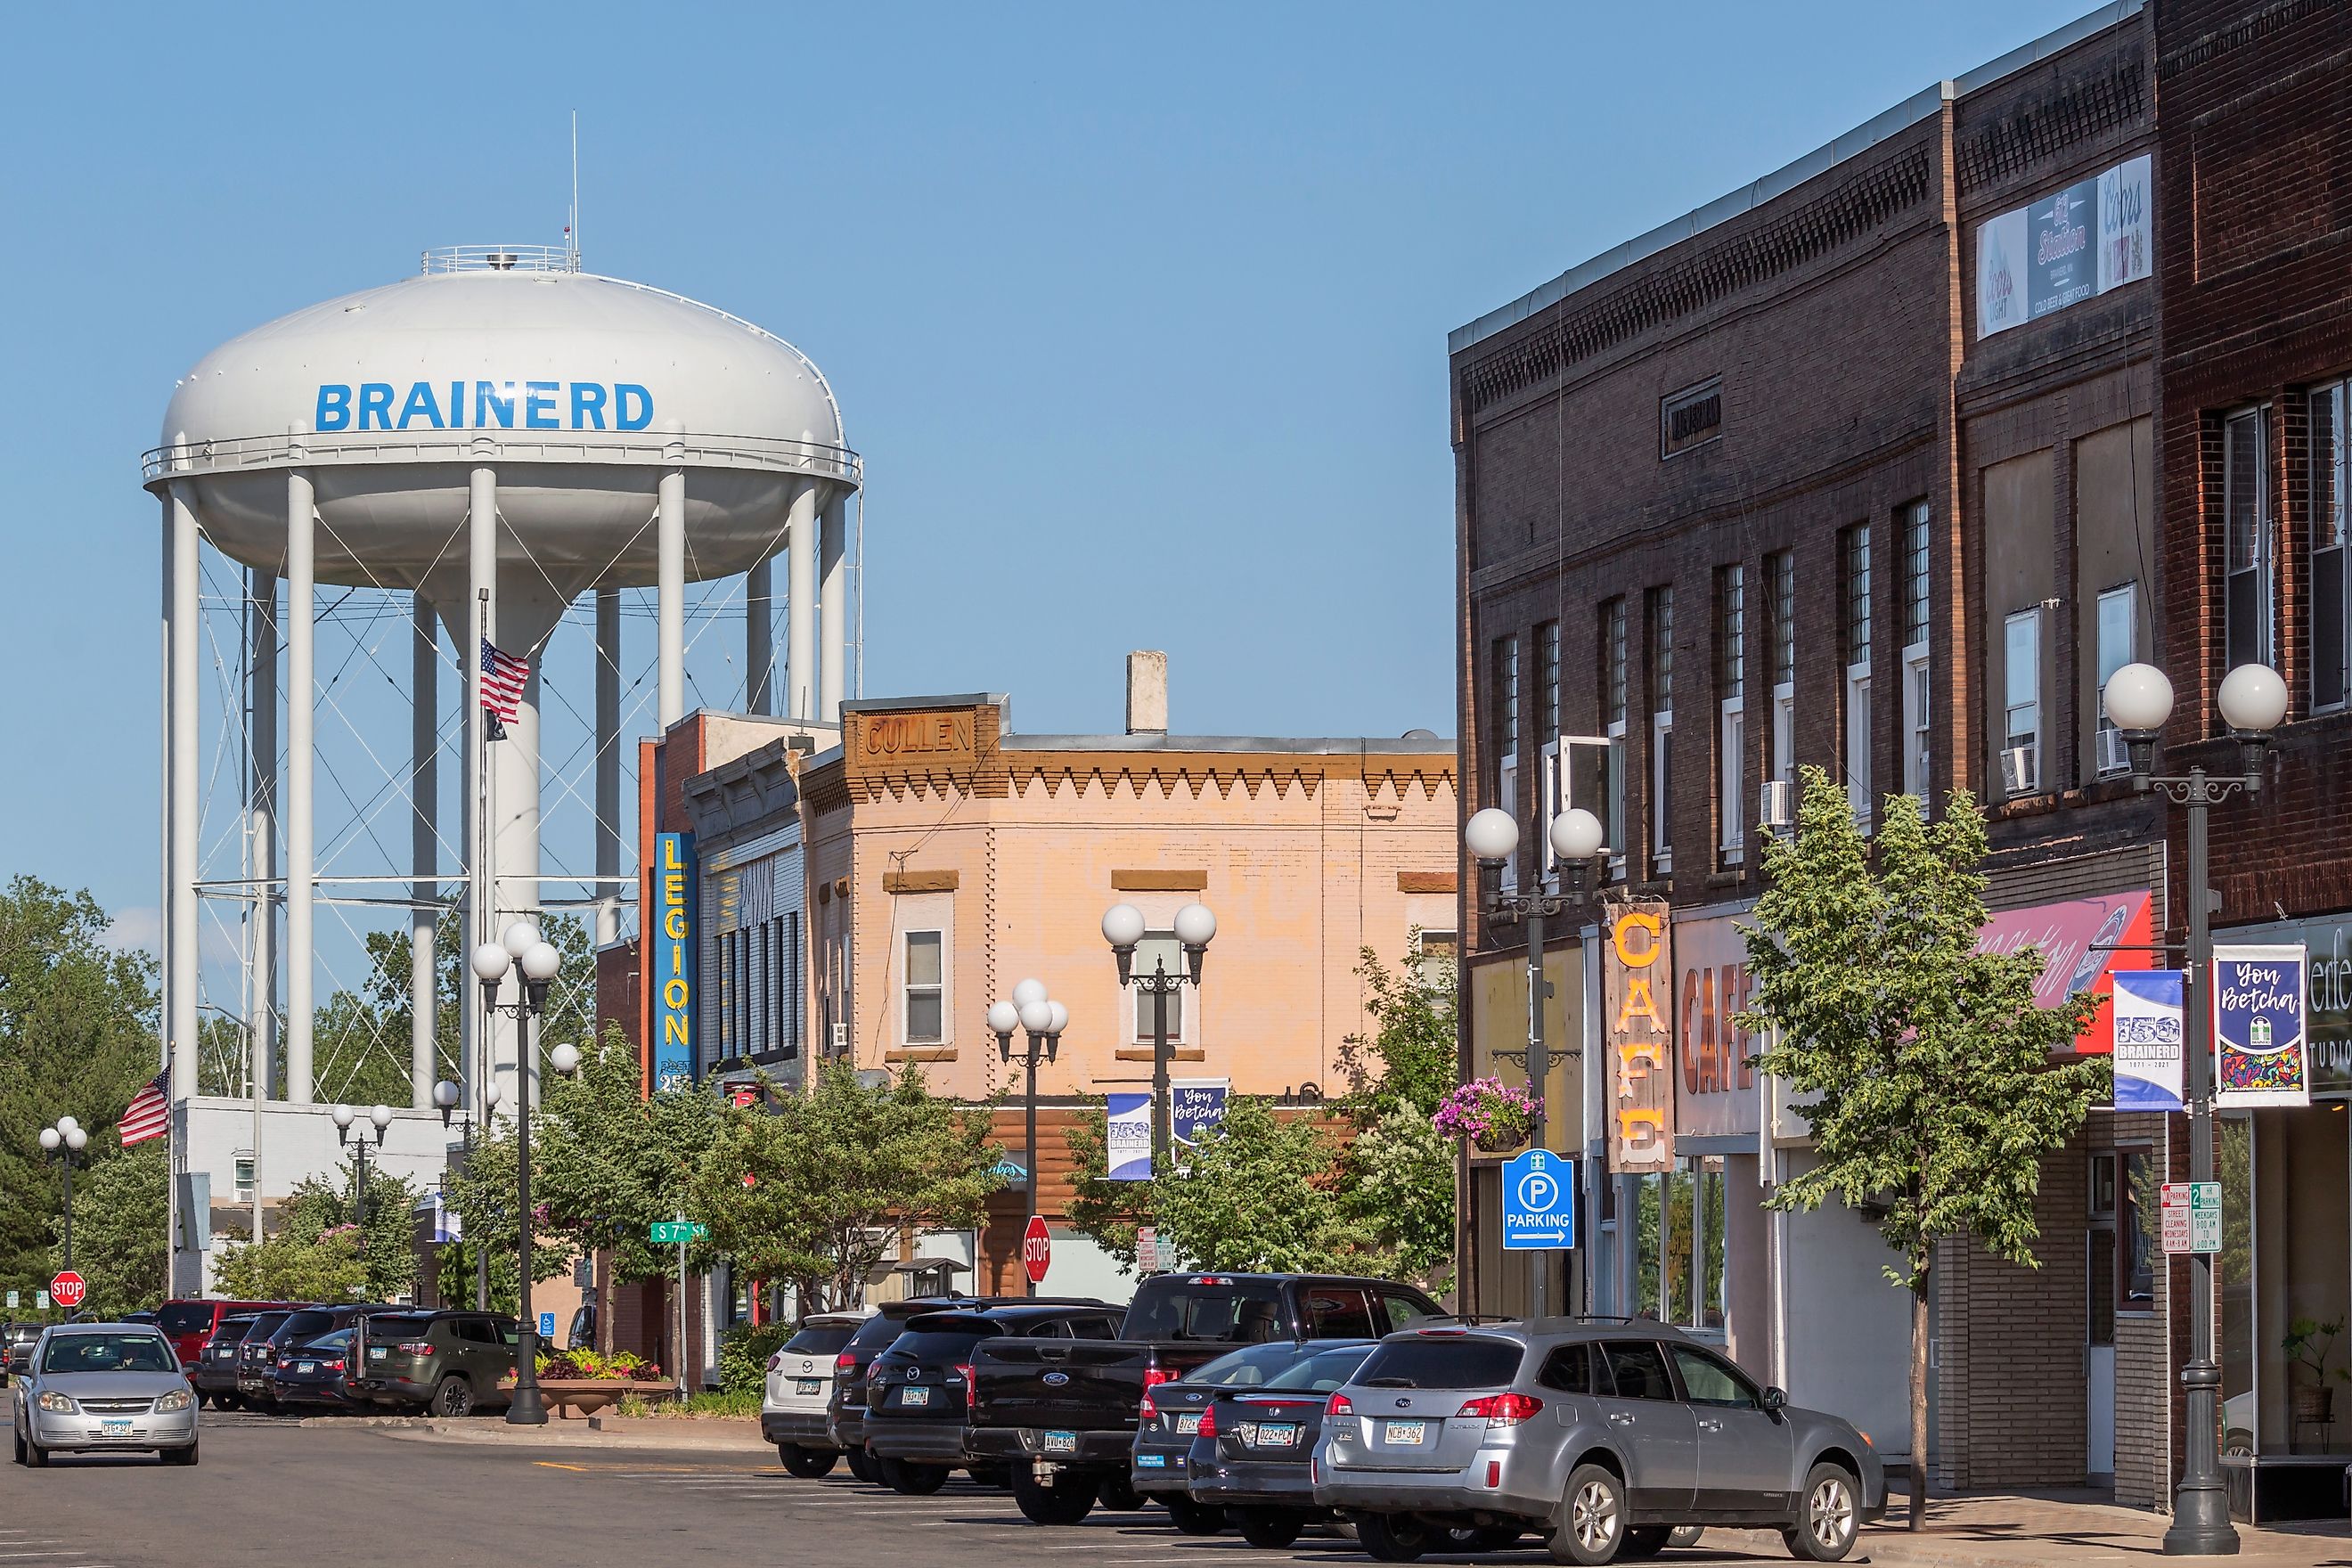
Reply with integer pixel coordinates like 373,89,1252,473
314,379,657,433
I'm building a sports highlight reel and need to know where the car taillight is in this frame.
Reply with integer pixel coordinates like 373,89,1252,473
767,1352,784,1372
1196,1403,1218,1438
953,1362,975,1387
1456,1392,1543,1425
1142,1365,1174,1390
396,1342,435,1355
1139,1391,1158,1419
1327,1392,1352,1417
323,1360,344,1373
836,1352,857,1374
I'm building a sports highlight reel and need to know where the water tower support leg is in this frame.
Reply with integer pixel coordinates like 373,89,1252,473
167,483,200,1098
595,588,621,950
819,494,847,724
285,469,315,1105
466,463,498,1111
746,559,773,716
657,471,685,728
785,478,818,721
411,592,438,1108
248,570,279,1099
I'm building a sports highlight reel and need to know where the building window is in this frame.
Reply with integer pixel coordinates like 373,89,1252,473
1633,1156,1727,1331
1661,378,1724,459
2095,584,2138,775
1842,526,1872,823
1492,633,1519,892
1717,565,1744,864
1648,586,1675,871
2224,406,2272,672
1765,552,1794,814
2119,1148,2159,1309
2312,381,2349,712
902,930,943,1044
1900,502,1931,802
1537,621,1562,880
1602,599,1628,871
2003,608,2042,797
1415,929,1458,991
1129,933,1188,1044
233,1155,256,1200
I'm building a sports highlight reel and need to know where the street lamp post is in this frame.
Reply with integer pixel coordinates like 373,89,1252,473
991,983,1066,1297
1463,804,1607,1323
471,921,573,1427
37,1117,88,1278
2105,658,2285,1559
331,1102,394,1241
1101,902,1214,1167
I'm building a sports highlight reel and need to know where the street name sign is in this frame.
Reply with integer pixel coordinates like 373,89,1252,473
1500,1149,1577,1251
649,1221,707,1245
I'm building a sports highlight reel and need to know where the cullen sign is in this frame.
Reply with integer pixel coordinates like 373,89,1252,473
651,831,698,1093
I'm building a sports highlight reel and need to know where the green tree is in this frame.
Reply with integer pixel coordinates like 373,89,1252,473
1738,767,2109,1531
1337,941,1457,1125
688,1064,1001,1311
1343,1107,1455,1286
437,1122,571,1317
212,1226,368,1303
281,1157,422,1303
48,1139,167,1316
0,878,161,1289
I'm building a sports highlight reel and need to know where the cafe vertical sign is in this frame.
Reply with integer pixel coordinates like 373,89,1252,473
1605,897,1675,1172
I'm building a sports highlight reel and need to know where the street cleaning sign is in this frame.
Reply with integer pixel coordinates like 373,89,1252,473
1500,1149,1577,1251
2160,1181,2221,1255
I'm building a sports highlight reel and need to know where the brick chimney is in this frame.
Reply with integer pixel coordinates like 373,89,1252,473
1126,650,1167,736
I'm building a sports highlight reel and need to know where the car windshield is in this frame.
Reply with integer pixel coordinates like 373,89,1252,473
1125,1282,1286,1343
782,1322,858,1357
43,1333,177,1375
1265,1344,1377,1392
157,1303,217,1337
1187,1342,1321,1387
1352,1336,1524,1390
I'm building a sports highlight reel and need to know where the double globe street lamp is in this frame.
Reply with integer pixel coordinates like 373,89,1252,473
1101,902,1214,1167
1462,803,1607,1322
37,1116,89,1277
469,921,581,1427
331,1102,394,1242
2102,658,2286,1558
988,980,1067,1296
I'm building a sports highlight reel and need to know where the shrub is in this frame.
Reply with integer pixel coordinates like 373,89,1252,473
717,1321,795,1396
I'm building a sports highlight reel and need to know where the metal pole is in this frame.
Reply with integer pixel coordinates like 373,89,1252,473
1151,963,1172,1168
285,466,315,1104
657,456,686,728
675,1212,689,1400
2163,767,2237,1556
1026,1037,1041,1299
411,593,438,1109
818,494,848,723
508,994,546,1425
167,482,200,1107
1525,897,1548,1323
785,478,819,720
354,1136,367,1237
594,588,621,950
61,1155,73,1276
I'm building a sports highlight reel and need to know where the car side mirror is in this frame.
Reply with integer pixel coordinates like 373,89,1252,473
1761,1386,1787,1415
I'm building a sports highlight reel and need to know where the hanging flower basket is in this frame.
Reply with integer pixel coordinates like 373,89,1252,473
1432,1077,1541,1154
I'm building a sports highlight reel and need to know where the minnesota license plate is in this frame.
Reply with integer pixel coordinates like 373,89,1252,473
1174,1412,1202,1434
100,1420,132,1438
1043,1430,1077,1453
1137,1452,1167,1468
1255,1422,1299,1446
795,1378,822,1396
1384,1419,1426,1444
298,1361,315,1374
901,1385,930,1407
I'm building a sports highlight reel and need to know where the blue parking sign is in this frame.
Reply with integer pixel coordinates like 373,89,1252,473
1501,1149,1576,1251
539,1311,556,1340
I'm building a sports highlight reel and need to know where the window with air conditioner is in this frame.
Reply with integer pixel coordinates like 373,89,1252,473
1492,633,1519,893
1842,527,1872,827
2003,609,2042,797
1718,564,1745,866
2224,407,2272,672
1900,501,1931,802
2312,381,2349,712
2095,584,2137,777
1648,586,1675,873
1601,597,1629,878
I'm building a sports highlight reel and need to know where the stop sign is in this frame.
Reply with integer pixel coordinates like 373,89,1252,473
48,1271,85,1311
1021,1215,1052,1286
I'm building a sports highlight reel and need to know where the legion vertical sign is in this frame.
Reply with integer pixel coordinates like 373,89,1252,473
1604,898,1675,1173
651,830,698,1093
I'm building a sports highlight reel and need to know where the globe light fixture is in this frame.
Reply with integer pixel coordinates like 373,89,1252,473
502,920,542,959
1012,976,1048,1008
986,1000,1021,1035
471,943,512,983
370,1103,394,1132
331,1103,355,1131
1463,806,1520,864
1046,1000,1069,1035
1018,998,1054,1035
37,1128,59,1153
1100,903,1146,951
1172,902,1217,949
2101,661,2174,734
1548,806,1605,864
548,1041,582,1076
2217,662,2289,735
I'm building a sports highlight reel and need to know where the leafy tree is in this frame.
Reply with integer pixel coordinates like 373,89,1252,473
48,1139,167,1316
1140,1098,1382,1272
0,879,162,1288
688,1064,1001,1311
437,1121,572,1317
212,1226,368,1303
1337,941,1457,1126
1738,767,2109,1531
281,1157,422,1303
1343,1107,1455,1286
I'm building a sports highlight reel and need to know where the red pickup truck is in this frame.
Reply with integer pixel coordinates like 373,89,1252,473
156,1297,302,1371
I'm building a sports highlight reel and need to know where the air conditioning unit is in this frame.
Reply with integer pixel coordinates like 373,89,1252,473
2000,744,2039,797
2095,725,2130,777
1758,779,1793,831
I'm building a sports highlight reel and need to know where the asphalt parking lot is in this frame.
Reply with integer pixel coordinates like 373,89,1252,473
0,1412,1785,1568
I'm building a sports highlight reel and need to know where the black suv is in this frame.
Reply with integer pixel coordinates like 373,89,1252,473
193,1314,262,1409
241,1306,386,1411
828,1295,1050,1482
352,1310,519,1417
233,1310,302,1409
864,1303,1123,1494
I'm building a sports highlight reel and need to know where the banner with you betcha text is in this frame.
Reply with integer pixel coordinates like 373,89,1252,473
2214,944,2311,1108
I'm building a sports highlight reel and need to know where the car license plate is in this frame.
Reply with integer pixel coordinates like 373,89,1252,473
1384,1419,1426,1444
1255,1422,1299,1446
100,1420,131,1438
1174,1412,1202,1434
298,1361,315,1374
370,1346,388,1361
1138,1452,1167,1468
795,1377,822,1396
1043,1430,1077,1453
902,1385,930,1407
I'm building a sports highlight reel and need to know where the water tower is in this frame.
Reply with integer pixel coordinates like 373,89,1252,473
145,244,860,1139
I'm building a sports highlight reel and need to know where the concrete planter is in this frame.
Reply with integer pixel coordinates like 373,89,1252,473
498,1377,676,1419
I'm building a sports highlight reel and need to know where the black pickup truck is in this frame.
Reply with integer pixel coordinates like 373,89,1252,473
966,1271,1443,1524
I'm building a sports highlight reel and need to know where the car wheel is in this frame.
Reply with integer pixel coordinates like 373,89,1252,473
1784,1462,1860,1562
1097,1474,1149,1511
878,1456,949,1496
10,1426,22,1466
1667,1525,1703,1548
216,1393,242,1413
22,1434,46,1470
1237,1508,1306,1551
1009,1466,1099,1526
428,1375,475,1419
162,1441,200,1467
845,1444,878,1484
777,1443,837,1479
1164,1495,1226,1536
1357,1515,1429,1562
1549,1462,1628,1566
1616,1526,1670,1562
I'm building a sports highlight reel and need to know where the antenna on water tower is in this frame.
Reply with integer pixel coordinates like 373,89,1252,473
567,110,581,271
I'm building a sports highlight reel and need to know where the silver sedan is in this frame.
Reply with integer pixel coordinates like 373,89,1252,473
12,1324,200,1466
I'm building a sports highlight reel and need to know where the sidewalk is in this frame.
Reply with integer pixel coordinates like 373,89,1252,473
1711,1490,2348,1567
317,1413,769,1453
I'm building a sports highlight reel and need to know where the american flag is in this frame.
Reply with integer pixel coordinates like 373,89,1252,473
481,638,530,739
119,1070,169,1147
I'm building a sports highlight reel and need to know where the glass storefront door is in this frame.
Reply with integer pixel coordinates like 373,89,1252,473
2225,1107,2352,1455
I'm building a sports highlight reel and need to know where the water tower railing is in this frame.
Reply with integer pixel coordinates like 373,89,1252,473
141,430,862,487
421,245,581,274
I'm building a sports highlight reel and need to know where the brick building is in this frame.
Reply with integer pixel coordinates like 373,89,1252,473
1450,0,2178,1494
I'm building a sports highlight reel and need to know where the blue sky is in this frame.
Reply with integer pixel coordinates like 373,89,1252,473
1,0,2099,949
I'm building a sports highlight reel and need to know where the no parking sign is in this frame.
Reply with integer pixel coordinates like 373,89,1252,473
1500,1149,1576,1251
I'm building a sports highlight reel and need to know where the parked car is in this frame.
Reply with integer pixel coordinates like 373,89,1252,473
12,1323,200,1467
967,1271,1442,1525
191,1314,262,1410
1313,1321,1884,1564
232,1311,300,1410
349,1310,519,1417
241,1306,383,1411
763,1311,870,1476
826,1295,1055,1483
0,1324,43,1385
1185,1340,1379,1548
154,1297,301,1369
1132,1339,1368,1534
864,1302,1123,1496
266,1327,364,1410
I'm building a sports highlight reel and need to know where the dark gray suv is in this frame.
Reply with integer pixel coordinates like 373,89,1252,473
1313,1319,1883,1564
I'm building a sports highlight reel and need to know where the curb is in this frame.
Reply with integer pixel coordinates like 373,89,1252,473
319,1414,769,1452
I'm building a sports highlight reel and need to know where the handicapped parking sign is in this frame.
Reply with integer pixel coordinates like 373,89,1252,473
1501,1149,1577,1251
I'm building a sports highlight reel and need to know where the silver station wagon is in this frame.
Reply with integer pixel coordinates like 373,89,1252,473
1313,1319,1882,1564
